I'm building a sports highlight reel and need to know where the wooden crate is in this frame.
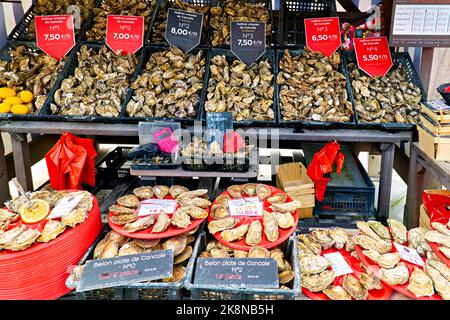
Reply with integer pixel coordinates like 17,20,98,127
419,204,431,230
418,125,450,161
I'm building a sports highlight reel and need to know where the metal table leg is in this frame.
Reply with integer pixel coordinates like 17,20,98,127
0,135,10,203
378,143,395,219
11,133,33,192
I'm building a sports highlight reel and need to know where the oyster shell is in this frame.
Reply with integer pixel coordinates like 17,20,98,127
178,197,211,209
343,275,368,300
118,242,144,256
162,235,187,256
362,249,401,269
174,246,193,264
163,265,186,283
178,189,208,200
221,224,249,242
275,212,296,229
270,201,301,213
242,183,257,196
227,185,243,198
299,255,330,274
97,240,119,259
210,204,229,219
297,234,322,255
109,205,135,215
360,272,383,290
267,193,287,204
256,184,272,201
407,267,435,297
153,185,170,199
124,216,156,233
346,236,356,252
151,213,171,233
61,208,86,227
206,240,218,252
311,229,334,250
210,248,231,258
94,238,108,259
234,249,248,258
279,269,295,284
110,212,138,225
297,241,315,258
37,220,66,243
133,186,153,200
186,235,196,245
270,249,285,270
217,242,234,252
117,194,140,208
379,262,410,285
432,222,450,236
178,206,208,219
426,259,450,282
387,219,408,244
171,208,192,229
353,235,392,254
263,211,279,242
302,270,336,292
424,264,450,300
208,217,237,234
367,220,391,241
169,185,189,198
323,286,351,300
186,225,200,236
440,247,450,259
134,239,160,249
2,228,40,251
424,230,450,248
408,227,431,256
215,194,230,207
248,246,270,258
356,221,383,241
328,228,349,250
245,220,262,246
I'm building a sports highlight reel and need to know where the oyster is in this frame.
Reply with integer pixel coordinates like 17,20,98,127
297,241,315,258
302,270,336,292
256,184,272,201
270,201,301,213
117,195,140,208
297,234,322,255
208,217,237,234
61,208,86,227
311,229,334,250
186,225,200,236
346,236,356,252
328,228,349,250
153,185,170,199
263,211,279,242
379,262,410,285
234,249,248,258
299,255,330,274
267,193,287,204
245,220,262,246
432,222,450,236
426,259,450,282
424,230,450,248
343,275,368,300
217,242,234,253
387,219,408,244
174,246,193,264
37,220,66,243
424,264,450,300
169,185,189,199
270,249,285,270
178,197,211,208
323,286,351,300
133,239,160,249
221,224,249,242
362,249,401,269
171,208,192,229
353,235,392,254
110,212,138,225
406,267,434,297
275,212,296,229
124,216,156,233
367,220,391,241
94,238,108,259
162,235,187,256
186,235,196,245
279,270,295,284
118,242,144,257
440,247,450,259
210,204,229,219
178,206,208,219
408,227,431,256
151,213,171,233
248,246,270,258
178,189,209,200
163,265,186,283
210,248,231,258
360,272,383,291
133,187,153,200
228,185,243,198
109,205,135,215
242,183,257,196
97,240,119,259
356,221,383,241
215,194,230,207
2,228,40,251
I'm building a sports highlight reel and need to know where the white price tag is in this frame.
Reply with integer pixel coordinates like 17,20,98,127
323,252,353,277
137,199,178,217
49,194,84,219
228,197,263,217
393,243,424,267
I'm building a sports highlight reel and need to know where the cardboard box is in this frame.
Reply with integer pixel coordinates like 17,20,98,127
418,124,450,161
419,204,431,230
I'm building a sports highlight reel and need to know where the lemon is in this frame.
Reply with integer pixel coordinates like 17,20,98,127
18,90,33,103
11,104,30,114
3,96,22,105
20,199,50,224
0,103,11,113
0,87,16,99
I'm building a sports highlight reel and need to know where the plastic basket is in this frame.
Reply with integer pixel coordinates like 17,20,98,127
278,0,336,46
147,0,212,46
275,48,356,129
344,51,427,131
39,42,141,123
302,143,375,218
120,45,207,124
184,232,301,300
202,48,278,127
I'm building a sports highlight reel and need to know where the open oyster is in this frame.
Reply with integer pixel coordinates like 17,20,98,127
408,227,431,256
61,208,86,227
379,262,410,285
297,241,315,258
215,194,230,207
270,201,301,213
302,270,336,292
118,242,144,256
424,264,450,300
267,193,287,204
110,212,138,225
343,274,368,300
133,187,153,200
440,247,450,259
431,222,450,236
242,183,257,196
178,206,208,219
117,195,140,208
299,255,330,274
169,185,189,199
221,224,249,242
328,228,349,250
245,220,262,246
425,230,450,248
367,220,391,241
211,204,228,219
152,185,170,199
109,205,135,215
297,234,322,255
171,210,191,229
263,211,279,242
37,220,66,243
354,235,392,254
208,217,237,234
323,286,351,300
387,219,407,244
256,184,272,201
227,185,243,198
151,213,171,233
407,267,434,297
248,246,270,258
2,228,40,251
360,272,383,290
362,249,401,269
174,246,193,264
162,235,187,256
275,212,296,229
311,229,334,250
124,216,156,233
346,236,356,252
426,259,450,282
356,221,383,241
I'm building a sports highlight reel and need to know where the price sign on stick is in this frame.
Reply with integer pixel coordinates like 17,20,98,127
304,17,341,57
230,21,266,67
106,15,144,54
354,37,393,77
165,8,203,53
35,15,75,60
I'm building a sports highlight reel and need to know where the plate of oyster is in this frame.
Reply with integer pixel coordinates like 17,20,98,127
298,229,392,300
108,185,209,239
354,219,447,300
207,184,300,250
425,222,450,267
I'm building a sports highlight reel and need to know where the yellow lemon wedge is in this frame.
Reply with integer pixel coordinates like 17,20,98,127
20,199,50,224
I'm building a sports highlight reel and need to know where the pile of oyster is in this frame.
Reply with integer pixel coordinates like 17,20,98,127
0,45,66,113
205,55,274,121
425,221,450,260
278,48,353,123
354,219,450,300
208,184,301,245
347,62,422,124
51,45,137,117
210,0,270,47
25,0,93,40
0,191,93,252
150,0,209,43
86,0,157,41
126,47,205,118
109,185,210,233
180,137,254,158
200,239,295,288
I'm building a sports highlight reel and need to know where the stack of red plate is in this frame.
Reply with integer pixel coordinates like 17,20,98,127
0,197,102,300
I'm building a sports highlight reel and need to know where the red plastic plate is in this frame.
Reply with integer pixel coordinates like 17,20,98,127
301,247,393,300
108,195,207,240
427,241,450,267
208,185,298,251
355,243,442,300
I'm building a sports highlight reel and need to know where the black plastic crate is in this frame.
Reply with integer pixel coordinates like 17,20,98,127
120,45,208,124
302,143,375,217
185,232,301,300
275,48,357,129
202,48,278,127
147,0,212,46
96,147,132,179
344,51,427,131
278,0,336,46
39,42,141,123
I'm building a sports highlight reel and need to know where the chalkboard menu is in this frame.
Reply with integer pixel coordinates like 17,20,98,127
230,21,266,67
206,112,233,147
165,8,203,53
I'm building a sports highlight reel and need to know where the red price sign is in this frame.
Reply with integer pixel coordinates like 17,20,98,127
35,15,75,60
304,17,341,57
106,15,144,55
354,37,393,77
